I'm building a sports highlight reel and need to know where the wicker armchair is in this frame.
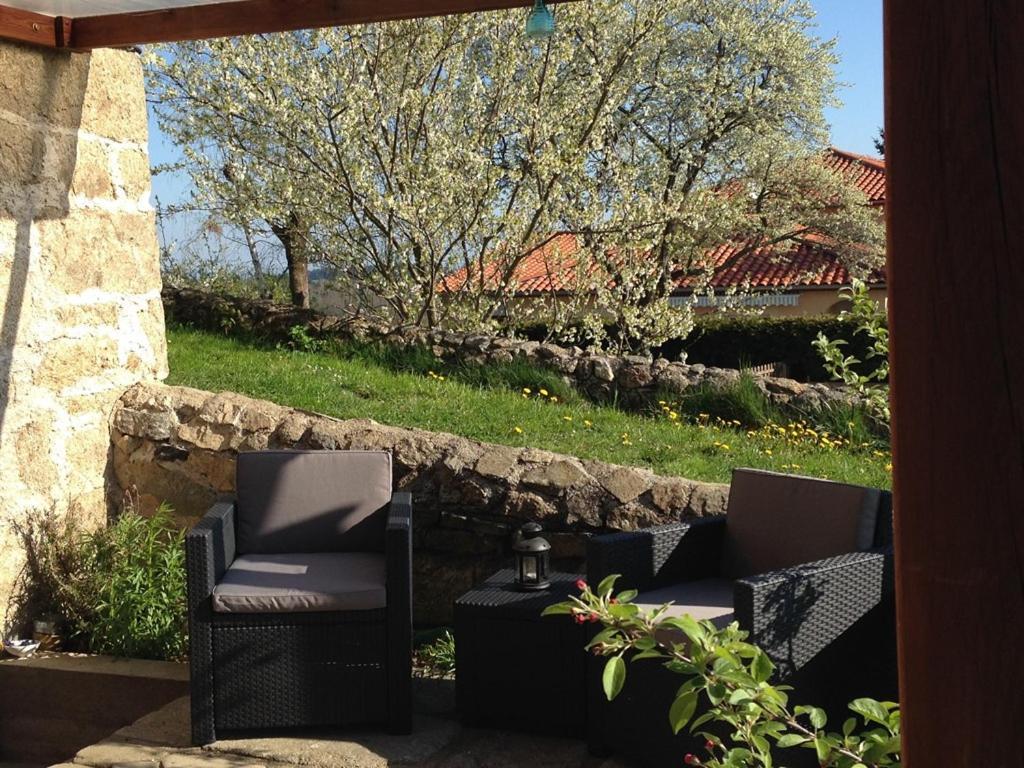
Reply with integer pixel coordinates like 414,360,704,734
585,468,895,766
186,450,412,745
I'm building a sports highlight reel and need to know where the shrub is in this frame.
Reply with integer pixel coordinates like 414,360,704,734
85,501,188,661
6,511,96,643
283,323,329,353
545,577,901,768
813,280,890,427
672,315,885,382
518,315,887,382
7,494,188,661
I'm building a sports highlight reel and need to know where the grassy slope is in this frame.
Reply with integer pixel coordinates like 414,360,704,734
165,325,891,488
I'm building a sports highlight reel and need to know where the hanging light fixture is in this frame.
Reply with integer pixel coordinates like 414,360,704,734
525,0,555,40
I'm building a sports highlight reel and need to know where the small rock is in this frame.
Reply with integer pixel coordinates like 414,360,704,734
650,477,694,513
475,446,520,479
600,467,652,504
591,358,615,382
521,460,590,490
536,343,570,359
616,364,653,389
506,490,560,520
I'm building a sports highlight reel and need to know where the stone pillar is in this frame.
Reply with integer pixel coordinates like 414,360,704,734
0,41,167,618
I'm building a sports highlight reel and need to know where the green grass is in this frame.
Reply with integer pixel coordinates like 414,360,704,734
165,325,891,488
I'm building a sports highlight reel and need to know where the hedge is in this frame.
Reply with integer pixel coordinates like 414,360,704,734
665,315,885,382
517,315,886,382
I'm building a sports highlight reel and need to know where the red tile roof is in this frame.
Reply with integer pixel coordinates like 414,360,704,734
823,147,886,205
441,148,886,296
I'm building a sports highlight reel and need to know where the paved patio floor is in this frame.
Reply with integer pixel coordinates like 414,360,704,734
58,679,632,768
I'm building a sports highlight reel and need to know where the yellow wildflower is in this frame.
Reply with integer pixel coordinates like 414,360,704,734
513,426,523,434
539,388,549,397
523,387,532,395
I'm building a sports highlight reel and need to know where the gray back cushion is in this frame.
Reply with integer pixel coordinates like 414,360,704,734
721,468,880,578
235,450,392,555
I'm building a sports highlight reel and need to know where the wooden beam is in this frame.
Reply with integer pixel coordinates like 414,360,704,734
0,4,63,47
69,0,563,49
884,0,1024,764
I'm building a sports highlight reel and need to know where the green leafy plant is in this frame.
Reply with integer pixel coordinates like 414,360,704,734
544,577,900,768
283,324,329,354
813,280,890,426
84,500,188,661
6,494,188,661
415,629,456,679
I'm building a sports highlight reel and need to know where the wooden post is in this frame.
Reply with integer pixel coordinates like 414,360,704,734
884,1,1024,764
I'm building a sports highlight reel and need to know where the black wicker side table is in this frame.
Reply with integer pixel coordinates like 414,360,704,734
454,568,589,737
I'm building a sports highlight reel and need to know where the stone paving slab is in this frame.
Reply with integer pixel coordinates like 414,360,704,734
65,683,634,768
206,715,459,768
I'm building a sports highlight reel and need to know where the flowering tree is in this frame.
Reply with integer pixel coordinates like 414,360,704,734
148,0,883,349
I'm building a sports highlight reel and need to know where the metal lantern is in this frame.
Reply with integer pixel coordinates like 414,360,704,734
513,522,551,591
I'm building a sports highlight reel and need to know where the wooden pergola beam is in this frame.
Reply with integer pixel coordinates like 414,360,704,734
0,3,67,47
16,0,558,50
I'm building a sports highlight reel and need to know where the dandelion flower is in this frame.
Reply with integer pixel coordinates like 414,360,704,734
539,388,549,397
549,396,558,403
513,426,523,434
523,387,532,395
583,419,593,428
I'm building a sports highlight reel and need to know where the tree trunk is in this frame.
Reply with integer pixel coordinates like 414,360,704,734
270,212,310,309
241,222,264,283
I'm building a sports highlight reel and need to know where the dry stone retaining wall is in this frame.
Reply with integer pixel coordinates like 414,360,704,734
163,286,855,414
0,42,167,615
111,382,729,624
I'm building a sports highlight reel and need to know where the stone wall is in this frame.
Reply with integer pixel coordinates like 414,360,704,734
0,42,167,619
163,285,855,414
111,382,729,623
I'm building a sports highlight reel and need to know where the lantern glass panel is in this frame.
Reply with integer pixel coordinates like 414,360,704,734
522,555,538,582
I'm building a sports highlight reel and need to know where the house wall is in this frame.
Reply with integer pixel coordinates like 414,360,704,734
688,287,888,318
0,41,167,622
446,287,889,324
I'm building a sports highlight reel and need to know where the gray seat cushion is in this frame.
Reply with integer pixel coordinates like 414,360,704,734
721,468,881,579
235,450,392,554
212,552,387,614
634,578,735,629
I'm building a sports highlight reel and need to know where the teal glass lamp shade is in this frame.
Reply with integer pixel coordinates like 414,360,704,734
525,0,555,40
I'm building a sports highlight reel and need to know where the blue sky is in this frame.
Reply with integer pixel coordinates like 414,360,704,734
148,0,884,234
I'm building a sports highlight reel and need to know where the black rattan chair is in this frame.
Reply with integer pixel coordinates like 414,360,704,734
186,450,412,745
585,468,895,766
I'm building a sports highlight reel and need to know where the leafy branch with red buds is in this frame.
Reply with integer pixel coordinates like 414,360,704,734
543,576,901,768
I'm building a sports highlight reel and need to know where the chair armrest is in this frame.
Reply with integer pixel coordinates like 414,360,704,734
385,492,413,733
185,501,236,608
386,492,413,609
185,500,235,745
586,516,727,593
734,547,894,677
